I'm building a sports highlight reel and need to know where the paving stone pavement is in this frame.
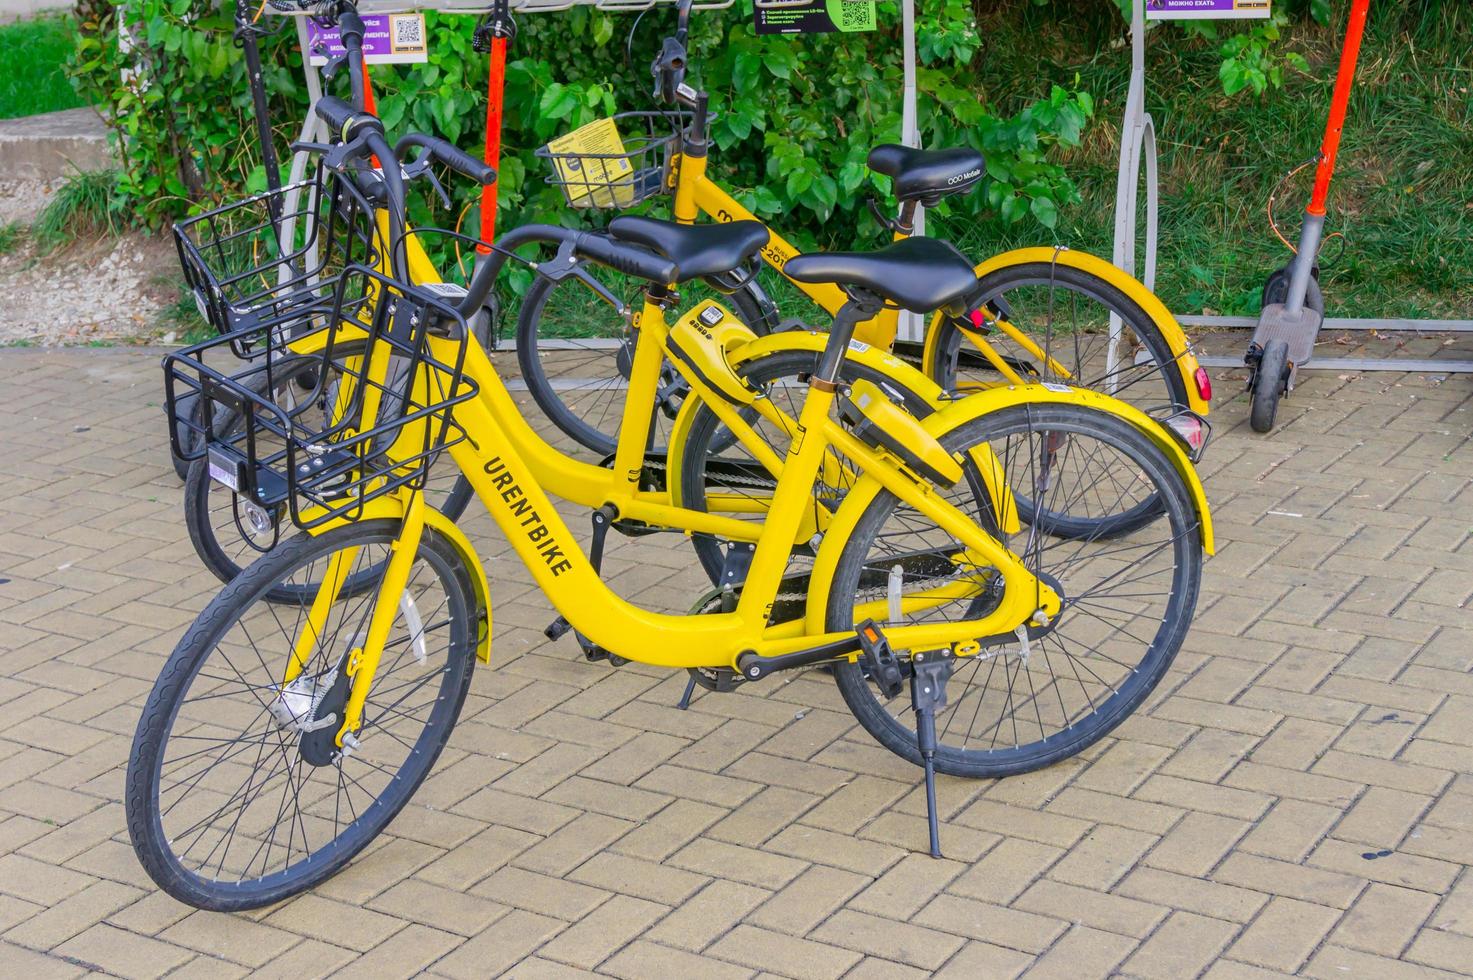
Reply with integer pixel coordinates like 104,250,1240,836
1,345,1471,979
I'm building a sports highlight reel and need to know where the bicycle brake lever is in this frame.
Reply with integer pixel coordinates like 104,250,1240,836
322,132,373,172
568,265,628,314
320,50,349,81
536,242,628,312
418,162,454,210
866,197,900,234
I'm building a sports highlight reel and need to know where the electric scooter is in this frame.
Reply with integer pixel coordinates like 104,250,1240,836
1245,0,1370,433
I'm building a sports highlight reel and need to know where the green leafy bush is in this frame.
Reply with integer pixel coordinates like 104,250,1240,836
71,0,1094,243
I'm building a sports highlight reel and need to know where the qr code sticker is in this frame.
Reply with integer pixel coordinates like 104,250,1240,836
390,13,426,54
837,1,874,31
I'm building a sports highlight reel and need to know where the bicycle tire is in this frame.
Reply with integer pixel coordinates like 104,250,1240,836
830,404,1202,779
126,519,477,911
924,261,1190,539
674,348,937,585
516,271,770,456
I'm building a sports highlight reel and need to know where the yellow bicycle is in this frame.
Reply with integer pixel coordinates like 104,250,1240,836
129,93,1212,909
516,0,1211,458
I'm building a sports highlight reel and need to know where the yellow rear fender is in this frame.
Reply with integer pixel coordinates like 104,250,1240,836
803,382,1214,637
921,248,1210,416
308,498,492,665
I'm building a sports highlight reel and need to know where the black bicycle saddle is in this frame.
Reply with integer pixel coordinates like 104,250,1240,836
608,217,769,284
784,238,979,314
867,145,985,205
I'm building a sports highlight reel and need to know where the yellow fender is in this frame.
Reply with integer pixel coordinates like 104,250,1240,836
801,382,1214,637
921,248,1210,416
310,497,493,665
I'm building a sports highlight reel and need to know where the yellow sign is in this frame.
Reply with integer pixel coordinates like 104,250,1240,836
546,118,636,209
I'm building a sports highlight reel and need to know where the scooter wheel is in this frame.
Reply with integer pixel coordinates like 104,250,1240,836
1262,263,1324,317
1250,339,1291,433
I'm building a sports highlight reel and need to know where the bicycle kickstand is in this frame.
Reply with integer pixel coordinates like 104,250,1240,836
910,650,954,859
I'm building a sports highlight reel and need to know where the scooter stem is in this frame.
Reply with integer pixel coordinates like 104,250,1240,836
1307,0,1370,217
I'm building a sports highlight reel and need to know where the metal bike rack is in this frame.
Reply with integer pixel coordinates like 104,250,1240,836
1110,0,1473,388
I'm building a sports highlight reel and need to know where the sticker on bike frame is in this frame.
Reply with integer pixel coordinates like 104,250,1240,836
847,339,870,353
207,450,240,492
306,13,429,66
1145,0,1270,21
754,0,876,35
1042,382,1075,394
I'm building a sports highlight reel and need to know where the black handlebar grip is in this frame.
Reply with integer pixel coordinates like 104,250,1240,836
573,234,678,284
314,95,383,142
427,137,497,186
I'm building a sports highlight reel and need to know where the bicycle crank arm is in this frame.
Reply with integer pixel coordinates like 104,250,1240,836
736,635,861,681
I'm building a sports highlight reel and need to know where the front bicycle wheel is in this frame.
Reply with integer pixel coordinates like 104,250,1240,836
184,344,474,601
516,270,770,457
126,519,477,911
830,404,1202,779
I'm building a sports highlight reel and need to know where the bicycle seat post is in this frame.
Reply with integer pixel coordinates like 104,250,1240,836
812,290,884,392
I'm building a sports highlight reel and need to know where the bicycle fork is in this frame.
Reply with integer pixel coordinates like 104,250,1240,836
277,492,428,759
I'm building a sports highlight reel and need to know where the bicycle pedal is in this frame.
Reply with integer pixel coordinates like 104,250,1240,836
544,616,573,642
856,619,904,699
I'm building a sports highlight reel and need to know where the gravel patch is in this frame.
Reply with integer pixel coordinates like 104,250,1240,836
0,178,58,225
0,231,179,345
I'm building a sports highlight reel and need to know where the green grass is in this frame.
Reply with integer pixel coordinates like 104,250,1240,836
0,15,86,119
932,0,1473,321
33,169,125,251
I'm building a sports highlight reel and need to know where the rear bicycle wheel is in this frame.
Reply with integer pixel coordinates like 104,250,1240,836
830,404,1203,779
924,260,1193,539
184,343,474,601
126,519,477,911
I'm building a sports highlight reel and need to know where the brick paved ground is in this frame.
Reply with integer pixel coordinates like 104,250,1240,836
1,343,1471,979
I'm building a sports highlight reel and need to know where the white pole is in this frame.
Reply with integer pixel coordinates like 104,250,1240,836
1107,0,1152,390
897,0,924,341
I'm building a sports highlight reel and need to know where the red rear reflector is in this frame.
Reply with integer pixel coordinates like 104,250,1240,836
1194,366,1213,402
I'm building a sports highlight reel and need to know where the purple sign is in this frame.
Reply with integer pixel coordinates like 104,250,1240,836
305,12,428,66
1145,0,1270,19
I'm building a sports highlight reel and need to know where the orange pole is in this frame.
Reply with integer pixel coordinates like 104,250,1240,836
1307,0,1370,216
361,55,379,167
477,36,507,251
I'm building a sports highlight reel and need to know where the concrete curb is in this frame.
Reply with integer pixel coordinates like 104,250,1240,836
0,106,116,180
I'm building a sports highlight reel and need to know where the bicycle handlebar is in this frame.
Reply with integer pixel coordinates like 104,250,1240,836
459,224,678,315
314,95,383,143
395,133,497,186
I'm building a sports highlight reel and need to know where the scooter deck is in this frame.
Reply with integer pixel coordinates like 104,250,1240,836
1252,303,1323,364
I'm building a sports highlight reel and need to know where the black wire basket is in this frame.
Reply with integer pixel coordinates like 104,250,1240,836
164,265,479,531
535,111,687,210
173,165,382,353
